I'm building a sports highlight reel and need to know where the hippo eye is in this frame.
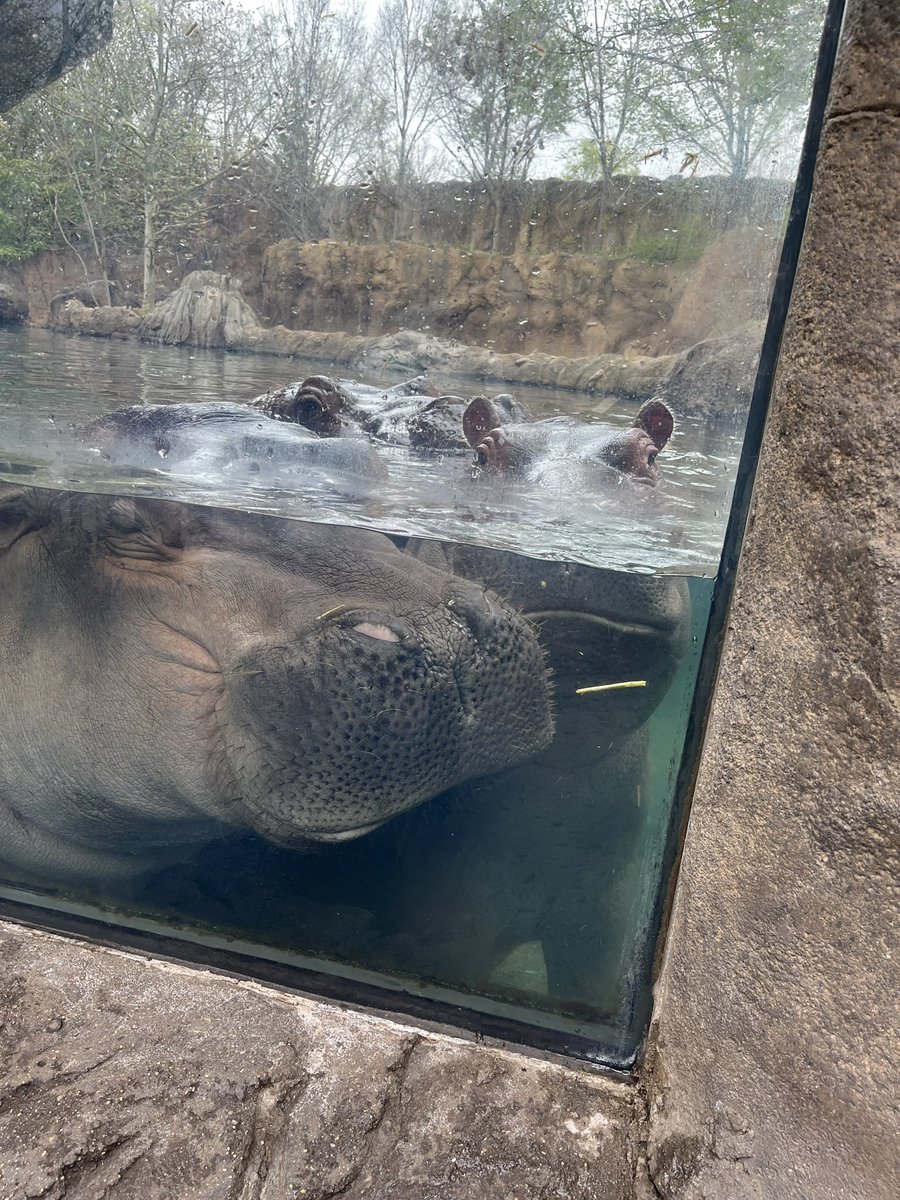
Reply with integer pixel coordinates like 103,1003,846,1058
647,451,657,466
352,622,401,643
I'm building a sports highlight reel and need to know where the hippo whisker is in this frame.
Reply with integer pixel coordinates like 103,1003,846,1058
527,610,667,638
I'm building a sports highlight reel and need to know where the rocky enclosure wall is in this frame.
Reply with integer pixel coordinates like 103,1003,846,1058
6,177,785,363
258,227,776,358
212,175,788,261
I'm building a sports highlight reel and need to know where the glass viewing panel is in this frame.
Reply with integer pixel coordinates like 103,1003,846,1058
0,0,834,1065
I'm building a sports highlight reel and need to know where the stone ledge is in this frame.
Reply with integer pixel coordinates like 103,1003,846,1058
0,920,643,1200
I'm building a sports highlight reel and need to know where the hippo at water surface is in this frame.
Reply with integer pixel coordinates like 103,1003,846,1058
463,395,675,485
245,375,675,487
0,484,552,883
85,401,387,489
248,374,533,452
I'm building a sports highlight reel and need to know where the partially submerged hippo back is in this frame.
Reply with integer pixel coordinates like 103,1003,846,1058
85,401,387,486
463,396,675,485
0,485,552,882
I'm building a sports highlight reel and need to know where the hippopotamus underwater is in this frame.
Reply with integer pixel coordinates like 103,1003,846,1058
0,483,551,884
2,383,689,1031
239,540,693,1024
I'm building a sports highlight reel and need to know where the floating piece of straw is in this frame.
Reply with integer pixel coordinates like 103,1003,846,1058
576,680,647,695
317,603,348,621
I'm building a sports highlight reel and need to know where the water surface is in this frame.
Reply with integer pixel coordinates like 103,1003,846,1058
0,327,741,575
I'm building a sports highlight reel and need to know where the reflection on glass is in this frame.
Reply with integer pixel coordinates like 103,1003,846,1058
0,0,828,1063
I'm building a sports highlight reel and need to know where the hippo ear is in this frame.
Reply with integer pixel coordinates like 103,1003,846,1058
103,498,185,559
634,399,674,450
463,396,503,448
0,488,36,550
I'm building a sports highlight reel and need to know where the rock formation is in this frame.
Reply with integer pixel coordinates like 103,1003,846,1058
258,229,776,359
139,270,263,349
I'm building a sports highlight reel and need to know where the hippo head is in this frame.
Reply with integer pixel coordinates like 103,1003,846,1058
0,486,552,879
252,375,356,437
596,398,674,484
462,395,675,484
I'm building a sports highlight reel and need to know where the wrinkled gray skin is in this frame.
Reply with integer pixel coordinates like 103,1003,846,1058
0,485,552,883
364,392,532,450
248,375,532,451
85,402,387,489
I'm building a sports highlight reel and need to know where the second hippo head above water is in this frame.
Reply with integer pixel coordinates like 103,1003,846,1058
461,395,674,487
250,375,676,488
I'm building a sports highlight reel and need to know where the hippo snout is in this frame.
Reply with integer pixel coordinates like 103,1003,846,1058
0,488,555,882
220,581,553,847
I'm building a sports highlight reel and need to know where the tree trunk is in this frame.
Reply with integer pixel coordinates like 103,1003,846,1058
490,184,504,254
142,194,159,310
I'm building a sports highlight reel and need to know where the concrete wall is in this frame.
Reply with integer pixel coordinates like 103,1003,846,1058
0,1,896,1197
0,0,112,112
643,0,900,1194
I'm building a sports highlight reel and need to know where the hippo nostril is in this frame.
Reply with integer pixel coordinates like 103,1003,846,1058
448,588,501,643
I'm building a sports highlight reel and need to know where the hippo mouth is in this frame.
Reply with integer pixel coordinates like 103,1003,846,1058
303,818,391,843
526,610,674,638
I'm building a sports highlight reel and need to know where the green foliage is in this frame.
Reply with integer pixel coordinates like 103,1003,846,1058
647,0,825,179
0,0,827,283
562,137,639,179
0,144,54,261
623,212,713,262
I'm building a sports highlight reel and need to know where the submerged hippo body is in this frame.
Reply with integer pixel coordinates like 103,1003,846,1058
0,484,552,883
364,542,691,1016
206,540,691,1020
86,401,387,487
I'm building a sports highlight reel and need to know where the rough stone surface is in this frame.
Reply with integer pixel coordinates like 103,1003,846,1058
0,0,112,112
208,174,787,263
644,1,900,1196
0,268,28,324
55,296,756,416
55,298,142,339
258,231,773,358
0,922,641,1199
139,270,262,348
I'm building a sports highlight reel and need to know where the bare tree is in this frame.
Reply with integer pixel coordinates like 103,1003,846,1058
369,0,444,237
425,0,573,250
560,0,660,181
256,0,372,235
647,0,824,179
